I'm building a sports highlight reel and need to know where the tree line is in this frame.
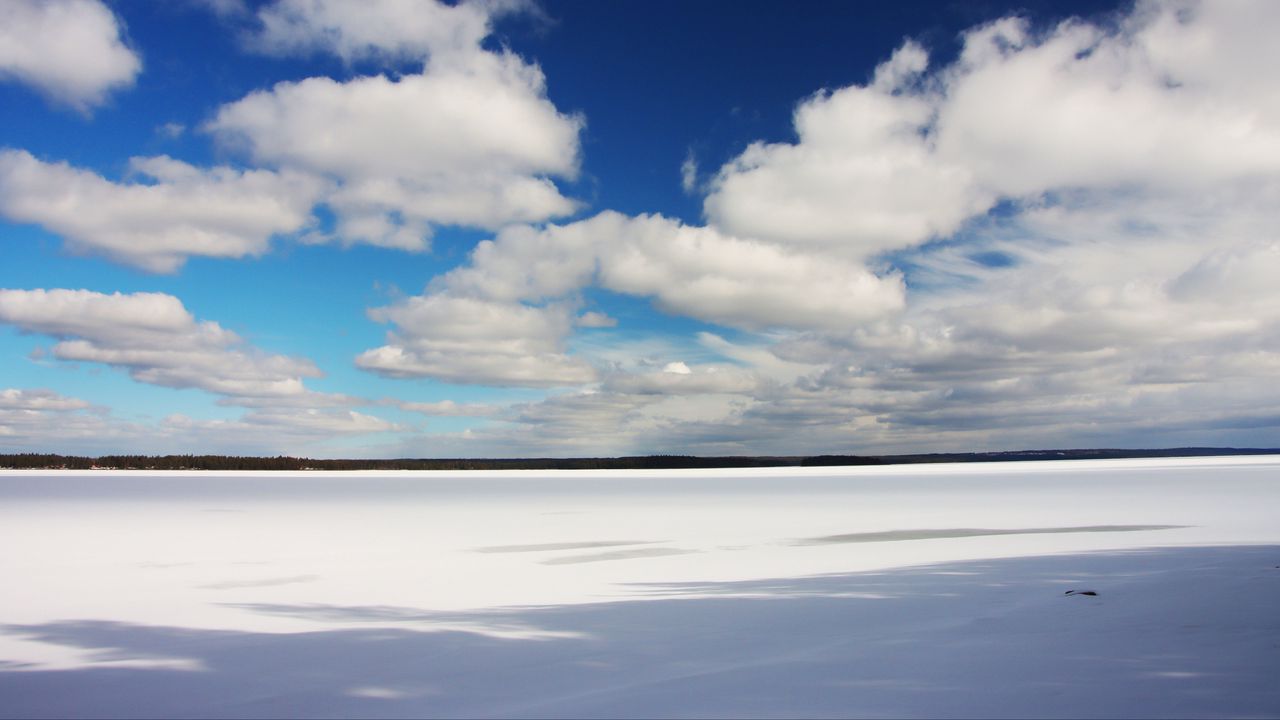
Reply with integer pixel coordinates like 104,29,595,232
0,447,1273,471
0,453,807,471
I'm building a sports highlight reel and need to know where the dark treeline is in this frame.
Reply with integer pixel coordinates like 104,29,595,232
0,453,797,471
1,447,1275,471
874,447,1280,464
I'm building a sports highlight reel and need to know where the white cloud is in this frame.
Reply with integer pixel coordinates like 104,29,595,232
602,362,759,396
0,289,350,407
247,0,494,63
3,2,579,269
644,0,1280,452
696,332,820,385
400,385,776,458
357,210,904,388
0,388,91,412
705,43,990,259
365,1,1280,455
445,211,905,332
0,385,402,455
398,400,500,418
357,294,596,387
0,0,141,111
210,2,582,250
592,213,903,330
680,151,698,194
933,8,1280,196
0,293,408,453
1169,241,1280,309
575,311,617,329
0,151,327,272
705,2,1280,264
754,200,1280,451
0,388,141,451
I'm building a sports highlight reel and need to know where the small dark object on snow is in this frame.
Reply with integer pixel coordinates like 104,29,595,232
1064,590,1098,596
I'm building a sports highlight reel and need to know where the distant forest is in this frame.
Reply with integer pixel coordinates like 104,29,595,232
1,448,1275,471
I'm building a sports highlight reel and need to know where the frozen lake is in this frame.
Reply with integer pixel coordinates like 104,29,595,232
1,456,1278,717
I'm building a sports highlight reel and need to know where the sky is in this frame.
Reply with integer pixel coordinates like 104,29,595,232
1,0,1278,458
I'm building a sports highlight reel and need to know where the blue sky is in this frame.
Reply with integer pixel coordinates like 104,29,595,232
2,0,1278,457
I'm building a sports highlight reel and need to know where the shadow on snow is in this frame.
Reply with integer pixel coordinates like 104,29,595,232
2,545,1279,719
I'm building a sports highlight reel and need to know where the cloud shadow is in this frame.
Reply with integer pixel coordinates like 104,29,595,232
2,545,1278,718
793,524,1188,546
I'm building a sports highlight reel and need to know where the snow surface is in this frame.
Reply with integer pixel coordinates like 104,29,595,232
0,456,1277,718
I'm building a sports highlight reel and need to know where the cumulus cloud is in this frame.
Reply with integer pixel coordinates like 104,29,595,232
367,1,1280,454
357,210,903,387
3,0,580,267
677,1,1277,452
595,214,903,330
8,0,1269,456
0,151,327,272
445,211,905,331
0,387,140,451
210,0,582,250
0,0,579,272
0,387,91,412
705,2,1280,261
357,294,596,387
705,43,990,259
0,0,141,111
934,9,1280,197
247,0,495,62
0,292,407,453
0,289,349,407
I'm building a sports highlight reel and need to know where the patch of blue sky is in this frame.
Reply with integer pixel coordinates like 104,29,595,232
420,226,504,276
173,255,417,402
875,201,1032,293
967,250,1018,269
3,225,177,295
0,328,62,387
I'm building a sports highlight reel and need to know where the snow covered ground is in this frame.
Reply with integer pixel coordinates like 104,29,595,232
1,456,1277,718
